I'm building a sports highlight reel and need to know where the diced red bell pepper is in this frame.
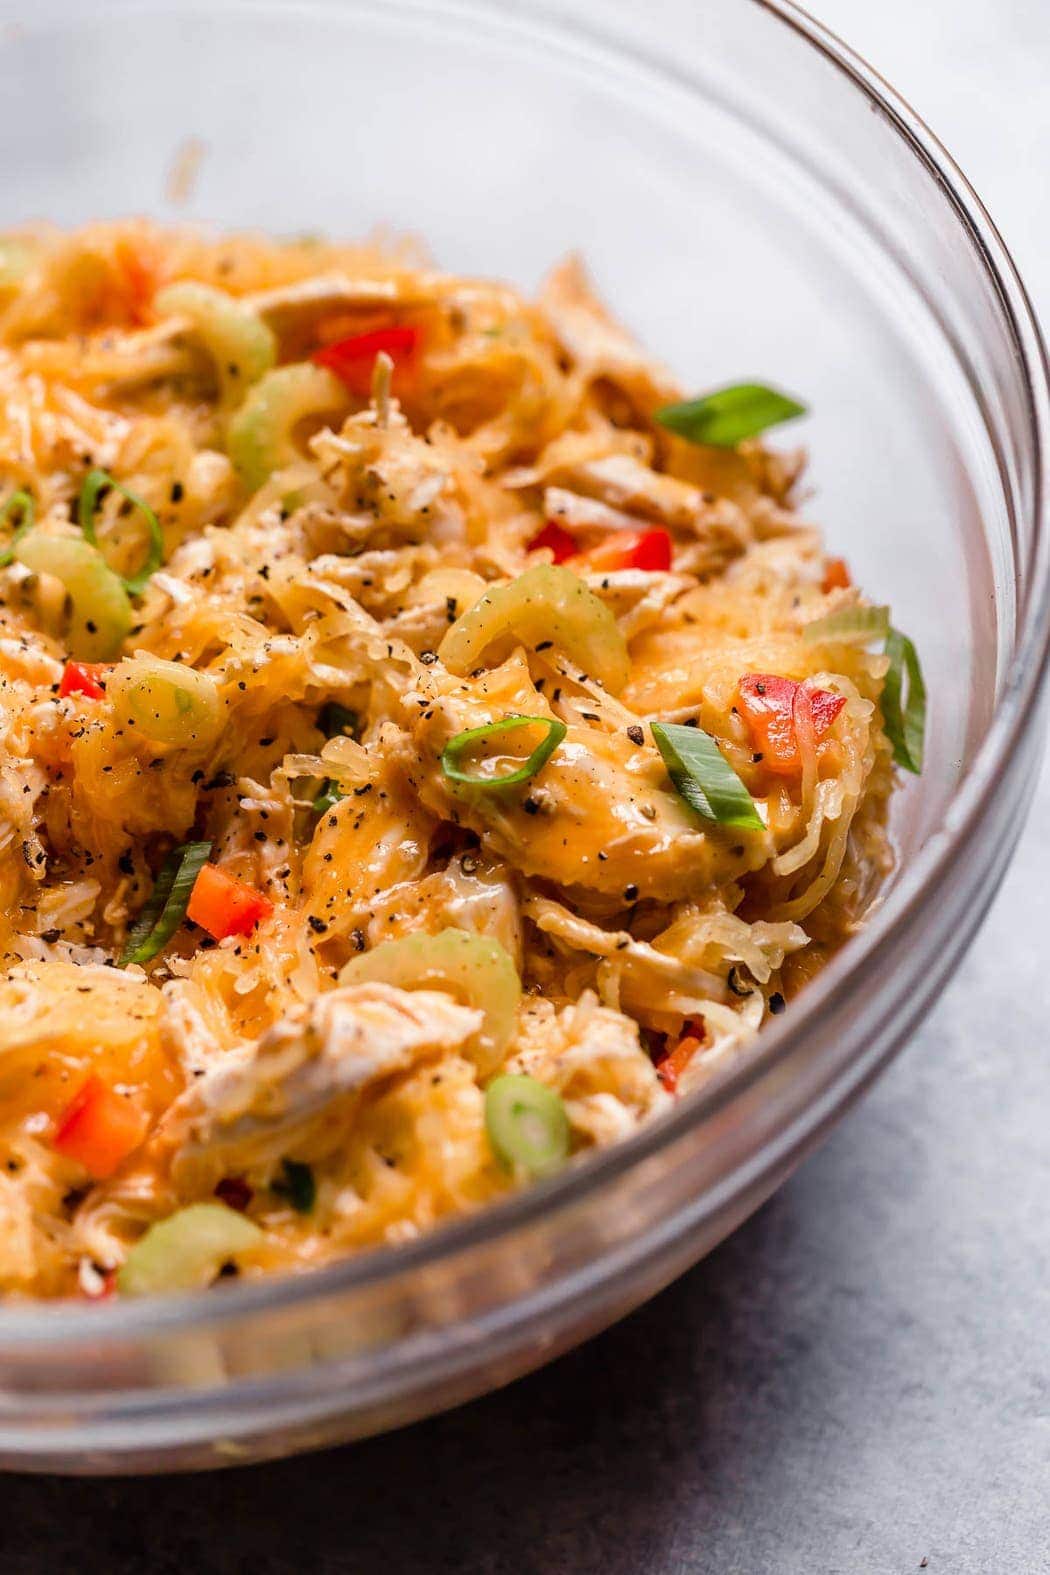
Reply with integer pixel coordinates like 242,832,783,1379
114,237,162,326
53,1075,149,1179
214,1175,253,1212
187,863,273,940
526,520,577,563
570,528,673,574
656,1017,705,1095
312,325,420,397
822,557,852,593
59,661,111,701
737,674,846,776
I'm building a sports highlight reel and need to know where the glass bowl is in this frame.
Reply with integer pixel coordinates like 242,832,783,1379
0,0,1046,1473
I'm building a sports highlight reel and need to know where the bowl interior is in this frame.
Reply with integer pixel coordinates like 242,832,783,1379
0,0,1043,1471
0,0,1028,866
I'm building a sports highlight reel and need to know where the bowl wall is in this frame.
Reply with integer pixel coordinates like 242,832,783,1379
0,0,1045,1472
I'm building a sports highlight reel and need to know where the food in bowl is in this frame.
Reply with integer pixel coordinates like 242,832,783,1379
0,223,923,1299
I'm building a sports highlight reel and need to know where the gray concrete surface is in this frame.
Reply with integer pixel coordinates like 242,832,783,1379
2,3,1048,1570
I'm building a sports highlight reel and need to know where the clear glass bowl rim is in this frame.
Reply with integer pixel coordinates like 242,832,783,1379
1,0,1047,1350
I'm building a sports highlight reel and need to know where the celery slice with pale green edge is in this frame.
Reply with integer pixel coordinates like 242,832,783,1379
15,533,132,660
485,1074,570,1178
439,563,630,694
803,604,890,645
155,281,277,406
0,238,33,290
651,721,764,831
227,363,346,490
339,927,520,1077
656,383,806,448
107,655,223,749
116,1204,263,1296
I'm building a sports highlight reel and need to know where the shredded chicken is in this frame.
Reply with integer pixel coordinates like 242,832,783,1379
0,220,897,1297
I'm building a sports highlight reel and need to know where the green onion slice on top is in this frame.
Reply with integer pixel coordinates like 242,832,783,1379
78,468,164,596
882,628,926,774
272,1159,316,1214
485,1074,570,1179
441,715,567,790
120,840,213,967
655,383,807,449
803,604,890,645
0,489,35,568
312,779,345,815
651,721,764,831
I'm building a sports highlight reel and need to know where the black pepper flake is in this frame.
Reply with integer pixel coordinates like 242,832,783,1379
350,928,366,952
522,797,540,817
623,884,639,903
170,481,184,504
307,915,328,934
768,991,786,1015
626,724,644,746
419,650,438,665
727,965,752,998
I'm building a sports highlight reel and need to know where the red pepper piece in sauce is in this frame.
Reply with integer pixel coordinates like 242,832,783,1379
312,325,420,397
737,674,845,776
526,520,578,563
58,661,111,701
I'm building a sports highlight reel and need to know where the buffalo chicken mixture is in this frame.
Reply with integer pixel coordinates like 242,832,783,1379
0,223,923,1299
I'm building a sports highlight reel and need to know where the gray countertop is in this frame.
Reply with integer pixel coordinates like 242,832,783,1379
3,4,1049,1570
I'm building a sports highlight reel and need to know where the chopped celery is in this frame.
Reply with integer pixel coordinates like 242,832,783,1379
339,927,520,1076
15,533,132,660
117,1203,263,1297
438,563,630,693
227,363,345,491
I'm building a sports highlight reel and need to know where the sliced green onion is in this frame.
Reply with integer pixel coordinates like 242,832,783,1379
312,778,345,815
154,281,277,406
0,490,35,568
485,1074,570,1179
339,927,520,1076
656,383,807,448
120,840,213,966
272,1159,316,1214
319,701,359,738
15,532,132,660
116,1203,263,1297
108,655,222,749
804,604,890,646
652,721,764,831
882,628,926,774
227,363,346,491
441,715,566,790
78,468,164,596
